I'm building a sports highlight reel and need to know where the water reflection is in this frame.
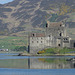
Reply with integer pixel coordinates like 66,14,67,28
0,53,75,69
29,58,75,69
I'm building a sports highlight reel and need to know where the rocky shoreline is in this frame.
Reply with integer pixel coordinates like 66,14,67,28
18,53,75,56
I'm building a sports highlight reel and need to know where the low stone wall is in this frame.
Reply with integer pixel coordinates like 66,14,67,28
29,47,44,54
29,46,52,54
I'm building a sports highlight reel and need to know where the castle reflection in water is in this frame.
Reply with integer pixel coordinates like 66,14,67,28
28,57,75,69
0,56,75,69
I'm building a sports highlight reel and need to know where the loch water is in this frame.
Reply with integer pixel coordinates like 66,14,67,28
0,53,75,75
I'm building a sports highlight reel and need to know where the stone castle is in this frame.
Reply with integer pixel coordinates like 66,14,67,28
28,21,75,54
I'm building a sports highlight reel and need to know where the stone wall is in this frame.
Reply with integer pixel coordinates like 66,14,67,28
70,40,75,48
28,21,71,54
29,36,53,54
46,22,66,38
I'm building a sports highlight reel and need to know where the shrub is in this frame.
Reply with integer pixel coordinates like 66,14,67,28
37,50,45,54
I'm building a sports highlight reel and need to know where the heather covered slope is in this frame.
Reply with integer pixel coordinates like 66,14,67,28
0,0,75,36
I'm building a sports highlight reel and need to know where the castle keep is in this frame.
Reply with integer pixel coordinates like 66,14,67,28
28,21,75,54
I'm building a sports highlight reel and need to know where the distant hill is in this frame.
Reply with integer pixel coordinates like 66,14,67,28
0,0,75,36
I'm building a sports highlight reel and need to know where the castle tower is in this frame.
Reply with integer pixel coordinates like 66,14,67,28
45,21,67,47
46,21,66,37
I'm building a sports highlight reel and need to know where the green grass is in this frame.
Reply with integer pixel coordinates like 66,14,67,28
38,48,75,54
0,36,28,51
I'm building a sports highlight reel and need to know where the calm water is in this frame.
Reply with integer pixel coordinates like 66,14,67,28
0,53,75,75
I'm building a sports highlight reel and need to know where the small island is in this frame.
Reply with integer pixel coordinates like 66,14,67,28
18,47,75,56
18,21,75,56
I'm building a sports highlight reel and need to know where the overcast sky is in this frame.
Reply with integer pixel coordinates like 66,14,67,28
0,0,13,4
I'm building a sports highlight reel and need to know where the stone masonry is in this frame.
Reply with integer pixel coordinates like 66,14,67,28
28,21,75,54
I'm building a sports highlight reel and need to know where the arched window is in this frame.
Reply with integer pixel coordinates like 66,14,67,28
37,41,38,43
41,41,43,43
33,34,35,37
46,23,48,27
58,44,61,47
41,37,43,39
59,33,62,36
60,24,62,27
74,43,75,47
32,41,34,43
49,35,50,37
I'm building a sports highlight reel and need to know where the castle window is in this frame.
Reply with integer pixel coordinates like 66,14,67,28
46,23,48,27
49,35,50,37
33,34,35,37
37,41,38,43
64,38,68,41
41,41,43,43
41,37,43,39
60,24,62,27
58,44,61,47
32,41,34,43
74,43,75,47
60,33,62,36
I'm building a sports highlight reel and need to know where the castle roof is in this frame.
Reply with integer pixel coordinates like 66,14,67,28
47,21,64,27
29,33,45,37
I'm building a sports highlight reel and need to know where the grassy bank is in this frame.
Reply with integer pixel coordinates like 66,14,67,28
38,48,75,55
18,48,75,56
0,36,28,52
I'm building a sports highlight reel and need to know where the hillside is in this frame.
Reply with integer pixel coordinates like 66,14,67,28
0,0,75,37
